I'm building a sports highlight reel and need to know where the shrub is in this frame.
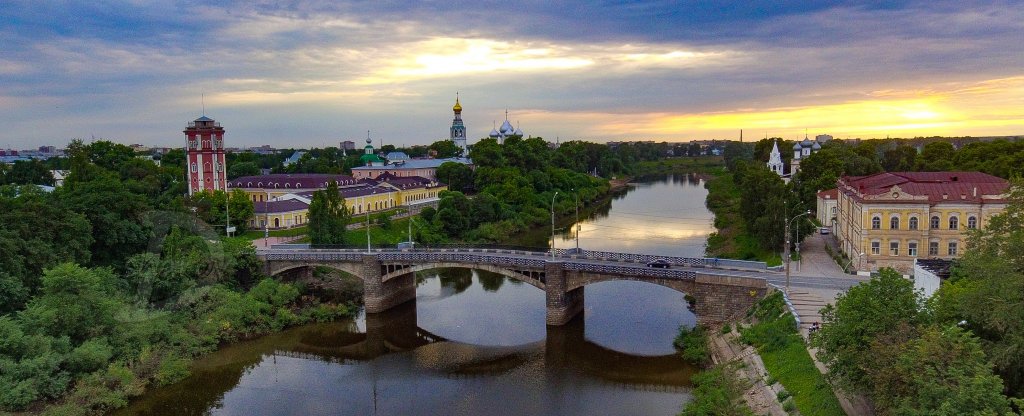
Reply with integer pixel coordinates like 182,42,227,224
674,325,711,366
776,389,791,402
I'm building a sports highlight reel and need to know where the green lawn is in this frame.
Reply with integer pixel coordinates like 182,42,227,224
636,156,724,175
741,292,844,416
239,225,308,240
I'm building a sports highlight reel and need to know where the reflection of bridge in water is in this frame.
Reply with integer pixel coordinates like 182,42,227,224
261,246,768,325
270,302,695,393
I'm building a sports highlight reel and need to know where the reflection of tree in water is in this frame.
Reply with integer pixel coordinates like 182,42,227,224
476,270,505,292
438,268,473,294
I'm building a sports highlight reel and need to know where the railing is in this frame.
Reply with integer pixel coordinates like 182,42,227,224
274,243,768,270
768,283,801,330
563,261,696,280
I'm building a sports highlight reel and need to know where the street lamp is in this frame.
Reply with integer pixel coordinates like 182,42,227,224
844,251,866,274
550,191,559,259
572,189,580,252
784,210,812,293
264,191,271,247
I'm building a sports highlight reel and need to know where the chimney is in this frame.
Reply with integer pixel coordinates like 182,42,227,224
973,187,977,197
942,193,948,200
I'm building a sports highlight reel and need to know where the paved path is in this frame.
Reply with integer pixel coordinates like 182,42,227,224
793,233,847,278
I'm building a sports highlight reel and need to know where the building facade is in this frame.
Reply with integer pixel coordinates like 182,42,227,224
767,139,785,176
185,116,227,195
351,157,472,180
790,134,826,175
816,189,838,230
835,172,1008,273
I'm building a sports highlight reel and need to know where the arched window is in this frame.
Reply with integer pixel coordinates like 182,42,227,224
871,216,881,230
930,216,940,229
890,216,900,230
967,216,977,229
909,217,919,230
949,216,959,230
191,163,198,172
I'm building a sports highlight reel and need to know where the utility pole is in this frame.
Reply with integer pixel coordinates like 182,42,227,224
366,203,371,254
573,189,580,252
225,191,231,237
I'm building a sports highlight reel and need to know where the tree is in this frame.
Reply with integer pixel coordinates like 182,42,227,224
436,161,474,193
812,268,925,392
228,161,259,179
429,140,461,158
934,178,1024,394
879,326,1011,414
58,176,151,266
19,264,122,344
915,141,956,171
881,145,917,171
308,182,349,245
722,141,753,171
2,160,54,186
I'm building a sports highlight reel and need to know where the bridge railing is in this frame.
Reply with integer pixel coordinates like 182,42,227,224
377,252,547,269
563,261,697,280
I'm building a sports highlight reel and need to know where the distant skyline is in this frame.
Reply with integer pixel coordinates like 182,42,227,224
2,1,1023,148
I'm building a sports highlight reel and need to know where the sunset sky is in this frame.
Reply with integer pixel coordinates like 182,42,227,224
2,1,1023,148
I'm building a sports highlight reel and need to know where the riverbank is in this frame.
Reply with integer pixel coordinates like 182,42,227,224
636,156,724,176
680,291,845,416
703,170,782,266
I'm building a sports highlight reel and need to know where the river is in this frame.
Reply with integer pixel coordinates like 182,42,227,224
114,173,716,416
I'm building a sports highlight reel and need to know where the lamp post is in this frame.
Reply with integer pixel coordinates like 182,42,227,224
784,210,812,293
550,191,559,259
365,196,372,254
844,251,866,274
573,189,580,252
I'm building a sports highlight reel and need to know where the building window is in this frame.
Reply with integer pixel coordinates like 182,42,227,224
931,216,940,229
890,217,900,230
871,216,881,229
949,216,959,230
948,242,958,256
191,163,198,172
908,242,918,257
929,241,939,256
871,241,880,255
890,241,900,256
909,217,918,230
967,216,977,229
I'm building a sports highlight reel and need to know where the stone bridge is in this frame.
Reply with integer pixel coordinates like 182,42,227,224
259,246,768,325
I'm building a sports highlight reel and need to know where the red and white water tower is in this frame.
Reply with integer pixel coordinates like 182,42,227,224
184,115,227,195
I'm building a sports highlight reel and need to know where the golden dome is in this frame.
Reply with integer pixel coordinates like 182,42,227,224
453,97,462,112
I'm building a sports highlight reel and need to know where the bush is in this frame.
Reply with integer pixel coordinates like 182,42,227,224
720,324,732,335
681,365,754,416
782,398,796,412
776,388,791,402
674,325,711,366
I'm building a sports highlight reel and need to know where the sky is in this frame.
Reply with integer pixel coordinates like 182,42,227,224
2,0,1023,149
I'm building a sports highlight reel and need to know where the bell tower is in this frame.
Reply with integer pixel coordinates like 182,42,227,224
450,93,467,155
184,115,227,195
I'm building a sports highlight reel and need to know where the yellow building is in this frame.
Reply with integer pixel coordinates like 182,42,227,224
835,172,1008,274
245,173,447,230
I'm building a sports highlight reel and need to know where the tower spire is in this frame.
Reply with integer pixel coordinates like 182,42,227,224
740,129,743,143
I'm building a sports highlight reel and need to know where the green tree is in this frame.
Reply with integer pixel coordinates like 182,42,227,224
881,145,918,172
812,268,924,392
228,161,259,179
308,182,349,245
19,264,122,344
58,176,151,266
437,161,475,192
915,141,956,171
880,325,1011,414
2,160,55,186
429,140,461,158
934,178,1024,394
722,141,753,171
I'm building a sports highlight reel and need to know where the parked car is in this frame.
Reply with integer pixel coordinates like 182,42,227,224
646,259,672,268
819,227,830,235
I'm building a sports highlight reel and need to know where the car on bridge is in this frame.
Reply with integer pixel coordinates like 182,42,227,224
646,259,672,268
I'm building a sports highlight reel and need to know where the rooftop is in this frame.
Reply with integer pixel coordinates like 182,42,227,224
352,157,472,171
838,171,1009,204
230,173,358,189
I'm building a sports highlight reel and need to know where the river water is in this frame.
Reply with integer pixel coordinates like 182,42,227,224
115,173,716,416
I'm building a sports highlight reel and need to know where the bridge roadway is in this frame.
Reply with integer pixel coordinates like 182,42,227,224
258,245,859,325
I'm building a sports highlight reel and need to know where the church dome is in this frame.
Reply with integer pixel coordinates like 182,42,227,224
514,128,524,136
453,97,462,112
500,119,514,134
811,142,822,150
489,128,500,137
793,142,803,150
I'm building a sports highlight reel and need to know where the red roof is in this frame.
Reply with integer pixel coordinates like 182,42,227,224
838,172,1008,204
254,199,309,214
817,189,838,200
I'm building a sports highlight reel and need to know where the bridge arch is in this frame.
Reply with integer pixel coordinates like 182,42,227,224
566,274,693,296
380,262,546,291
267,262,367,281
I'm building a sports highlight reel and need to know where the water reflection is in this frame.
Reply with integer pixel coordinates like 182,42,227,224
116,175,707,416
116,272,697,416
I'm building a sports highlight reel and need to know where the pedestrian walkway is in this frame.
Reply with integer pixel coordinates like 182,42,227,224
792,233,847,278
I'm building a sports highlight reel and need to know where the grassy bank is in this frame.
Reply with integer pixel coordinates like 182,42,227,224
239,225,308,241
636,156,724,175
740,292,844,416
703,171,782,266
